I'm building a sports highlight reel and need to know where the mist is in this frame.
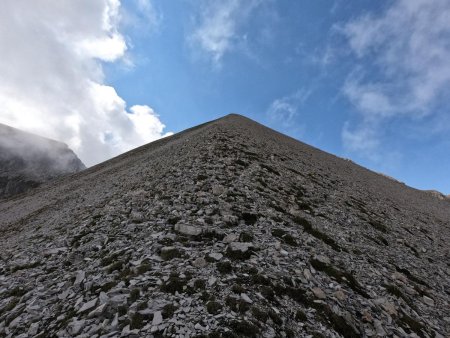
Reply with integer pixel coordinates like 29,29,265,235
0,0,171,167
0,123,87,199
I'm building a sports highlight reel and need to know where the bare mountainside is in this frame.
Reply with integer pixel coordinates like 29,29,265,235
0,114,449,338
0,123,85,199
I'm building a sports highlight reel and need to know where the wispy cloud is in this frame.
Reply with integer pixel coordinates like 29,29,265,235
342,70,395,119
0,0,170,166
189,0,263,66
267,89,312,127
341,122,380,159
122,0,162,35
339,0,450,153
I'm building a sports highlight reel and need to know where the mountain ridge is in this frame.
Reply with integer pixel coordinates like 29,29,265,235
0,114,449,337
0,123,85,199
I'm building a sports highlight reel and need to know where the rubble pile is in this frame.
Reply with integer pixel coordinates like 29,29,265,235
0,114,449,337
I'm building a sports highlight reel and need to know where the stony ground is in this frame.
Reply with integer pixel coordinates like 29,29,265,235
0,114,449,338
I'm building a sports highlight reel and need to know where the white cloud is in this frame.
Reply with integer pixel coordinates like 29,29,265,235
342,122,380,158
0,0,169,166
128,105,173,142
339,0,450,152
342,72,395,119
267,89,312,126
189,0,263,65
121,0,162,36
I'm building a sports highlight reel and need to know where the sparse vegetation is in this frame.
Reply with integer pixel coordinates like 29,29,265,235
0,297,20,317
194,279,207,290
368,219,388,233
11,261,41,272
251,306,268,322
385,284,416,310
231,284,245,294
160,247,182,261
137,262,151,274
241,212,258,225
239,231,253,242
312,302,360,338
216,261,233,274
129,288,140,303
130,312,145,329
268,309,283,326
162,303,178,319
225,295,250,313
295,309,307,322
260,164,280,176
160,276,187,294
271,228,297,246
5,286,28,298
1,114,446,338
206,301,223,314
229,320,259,337
398,314,425,337
394,265,429,287
310,258,369,298
293,216,342,251
107,261,124,273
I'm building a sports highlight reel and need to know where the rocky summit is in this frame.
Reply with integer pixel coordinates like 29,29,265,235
0,114,449,338
0,123,85,199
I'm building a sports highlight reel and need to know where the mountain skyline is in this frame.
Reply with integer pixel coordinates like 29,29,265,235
0,0,449,194
1,114,448,337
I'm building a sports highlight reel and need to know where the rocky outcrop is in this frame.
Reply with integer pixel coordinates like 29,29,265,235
423,190,449,201
0,114,449,337
0,123,85,199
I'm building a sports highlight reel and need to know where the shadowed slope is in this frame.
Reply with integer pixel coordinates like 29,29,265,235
0,123,85,199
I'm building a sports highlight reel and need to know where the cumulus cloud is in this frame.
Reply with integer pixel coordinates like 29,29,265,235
0,0,171,166
189,0,263,65
339,0,450,153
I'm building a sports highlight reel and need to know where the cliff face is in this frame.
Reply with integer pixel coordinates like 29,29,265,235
0,123,85,199
0,115,449,337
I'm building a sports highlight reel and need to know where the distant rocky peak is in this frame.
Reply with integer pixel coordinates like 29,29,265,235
423,190,449,201
0,123,85,199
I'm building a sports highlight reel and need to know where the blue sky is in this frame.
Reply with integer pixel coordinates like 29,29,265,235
105,0,450,194
1,0,449,194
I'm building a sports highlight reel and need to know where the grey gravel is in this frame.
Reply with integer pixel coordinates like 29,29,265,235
0,114,449,337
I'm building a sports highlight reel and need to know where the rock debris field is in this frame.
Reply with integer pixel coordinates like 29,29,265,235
0,114,449,338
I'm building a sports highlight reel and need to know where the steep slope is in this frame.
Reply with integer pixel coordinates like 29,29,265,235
0,123,85,199
0,114,449,338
